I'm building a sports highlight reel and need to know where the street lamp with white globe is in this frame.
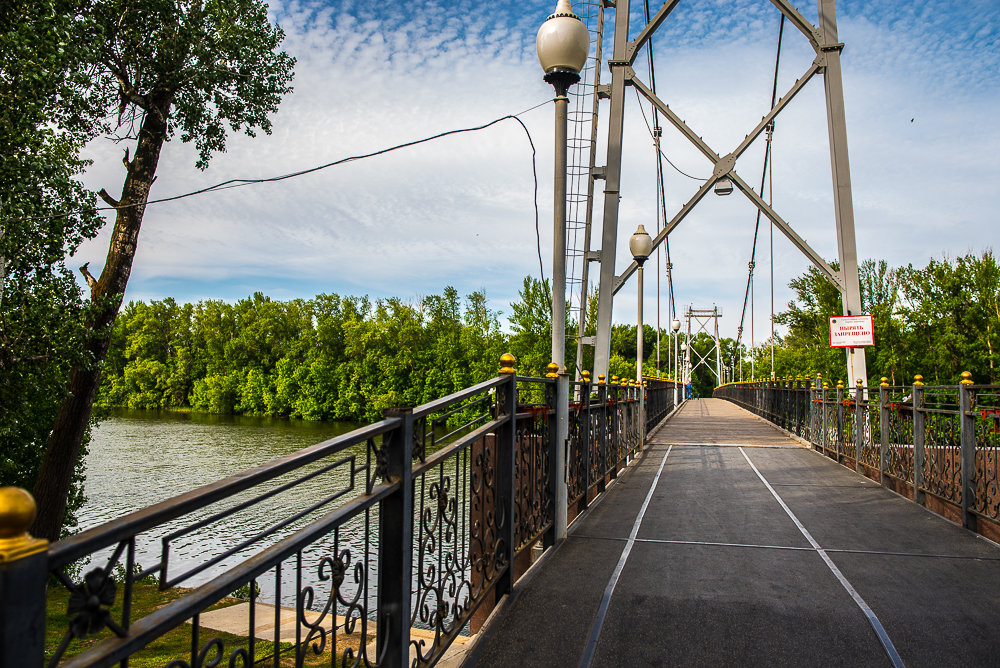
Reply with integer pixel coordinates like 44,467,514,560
536,0,588,541
630,225,653,444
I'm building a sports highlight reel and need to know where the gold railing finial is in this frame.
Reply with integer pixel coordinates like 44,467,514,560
961,371,974,385
914,374,924,386
545,362,559,378
0,487,48,563
498,353,516,375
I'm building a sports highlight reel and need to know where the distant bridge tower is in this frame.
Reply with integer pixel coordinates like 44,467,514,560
685,305,724,387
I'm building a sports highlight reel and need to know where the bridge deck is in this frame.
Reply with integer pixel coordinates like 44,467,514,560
465,399,1000,667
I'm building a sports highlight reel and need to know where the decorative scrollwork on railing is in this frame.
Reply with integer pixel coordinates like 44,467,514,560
411,455,477,668
974,413,1000,520
886,400,914,483
164,636,250,668
47,541,133,667
923,411,962,502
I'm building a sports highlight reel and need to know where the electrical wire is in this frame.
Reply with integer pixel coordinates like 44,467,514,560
6,103,551,286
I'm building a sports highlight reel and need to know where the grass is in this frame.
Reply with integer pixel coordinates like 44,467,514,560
44,582,345,667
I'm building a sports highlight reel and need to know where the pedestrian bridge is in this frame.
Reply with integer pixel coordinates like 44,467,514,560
7,374,1000,667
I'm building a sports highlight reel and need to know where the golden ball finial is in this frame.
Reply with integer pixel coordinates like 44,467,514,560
961,371,974,385
581,370,591,383
837,380,844,388
545,362,559,378
823,381,829,388
914,374,924,386
598,374,606,385
0,487,48,562
0,487,36,540
880,377,889,387
856,379,864,388
611,375,619,384
499,353,516,375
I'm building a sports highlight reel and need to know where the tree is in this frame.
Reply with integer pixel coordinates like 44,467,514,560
31,0,295,541
1,0,104,531
508,276,552,377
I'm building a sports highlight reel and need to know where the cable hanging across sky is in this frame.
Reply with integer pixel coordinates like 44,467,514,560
6,99,554,284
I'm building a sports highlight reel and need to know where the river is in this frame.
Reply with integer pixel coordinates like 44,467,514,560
76,410,369,606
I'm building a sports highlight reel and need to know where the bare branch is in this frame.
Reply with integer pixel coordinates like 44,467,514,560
79,262,98,292
98,188,120,208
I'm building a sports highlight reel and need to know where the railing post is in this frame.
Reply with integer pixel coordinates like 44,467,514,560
795,377,803,436
913,376,926,506
879,379,890,484
836,382,844,463
545,362,568,542
855,380,864,474
0,487,50,668
597,376,608,494
820,378,827,454
959,372,978,531
544,365,558,548
496,364,518,592
556,366,569,540
378,407,414,668
581,372,591,509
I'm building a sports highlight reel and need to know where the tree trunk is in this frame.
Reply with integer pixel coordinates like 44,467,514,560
31,90,173,542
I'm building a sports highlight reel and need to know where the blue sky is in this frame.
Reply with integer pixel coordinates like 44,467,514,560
74,0,1000,342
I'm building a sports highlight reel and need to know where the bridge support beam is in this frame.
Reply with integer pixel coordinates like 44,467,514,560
819,0,868,388
592,0,631,383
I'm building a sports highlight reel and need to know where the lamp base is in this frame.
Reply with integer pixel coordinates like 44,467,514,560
544,68,581,97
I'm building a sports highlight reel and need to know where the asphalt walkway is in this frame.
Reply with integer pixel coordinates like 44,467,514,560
465,399,1000,667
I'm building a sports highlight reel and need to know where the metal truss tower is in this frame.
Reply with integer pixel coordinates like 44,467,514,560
685,305,724,387
588,0,869,389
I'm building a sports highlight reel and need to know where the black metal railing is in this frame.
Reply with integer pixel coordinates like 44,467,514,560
715,374,1000,537
2,362,683,668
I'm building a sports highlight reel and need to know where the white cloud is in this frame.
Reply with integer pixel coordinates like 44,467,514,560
72,0,1000,352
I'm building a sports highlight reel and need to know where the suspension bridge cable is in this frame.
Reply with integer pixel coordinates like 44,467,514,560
735,14,785,361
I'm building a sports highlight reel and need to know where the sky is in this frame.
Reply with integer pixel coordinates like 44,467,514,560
73,0,1000,346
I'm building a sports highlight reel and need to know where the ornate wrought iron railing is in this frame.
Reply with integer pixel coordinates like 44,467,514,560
1,359,682,668
715,374,1000,540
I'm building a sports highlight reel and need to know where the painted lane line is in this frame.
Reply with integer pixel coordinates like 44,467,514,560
577,444,674,668
663,441,797,448
738,447,906,668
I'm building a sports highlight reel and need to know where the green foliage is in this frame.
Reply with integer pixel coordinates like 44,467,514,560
759,252,1000,386
0,0,103,529
98,287,517,422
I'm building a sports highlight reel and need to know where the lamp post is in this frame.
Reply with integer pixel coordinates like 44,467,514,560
681,340,689,397
671,318,680,404
537,0,588,542
630,225,653,445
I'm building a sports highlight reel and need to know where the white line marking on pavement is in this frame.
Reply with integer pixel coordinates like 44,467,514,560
739,446,906,668
578,444,674,668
